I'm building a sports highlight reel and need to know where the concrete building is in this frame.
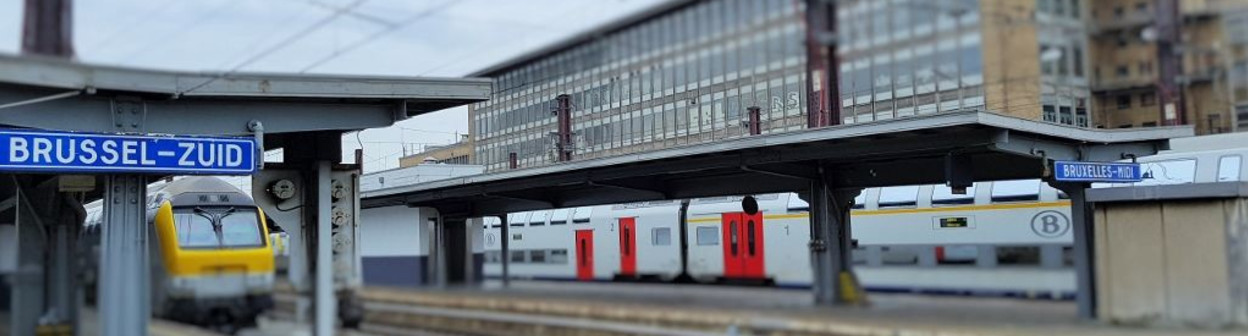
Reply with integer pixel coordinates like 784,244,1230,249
397,135,473,167
1089,0,1248,134
466,0,1099,172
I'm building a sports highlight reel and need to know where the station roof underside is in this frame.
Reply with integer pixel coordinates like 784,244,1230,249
362,111,1191,217
0,54,492,138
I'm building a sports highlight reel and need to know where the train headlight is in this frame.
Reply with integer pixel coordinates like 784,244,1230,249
245,273,275,293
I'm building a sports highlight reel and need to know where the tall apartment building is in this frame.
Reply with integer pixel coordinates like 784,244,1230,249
466,0,1096,171
1089,0,1248,134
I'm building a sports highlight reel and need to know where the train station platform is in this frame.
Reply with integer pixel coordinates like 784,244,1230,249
320,281,1240,336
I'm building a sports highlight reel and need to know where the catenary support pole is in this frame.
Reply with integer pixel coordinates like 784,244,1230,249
99,175,148,336
315,161,335,336
499,214,510,288
809,165,863,305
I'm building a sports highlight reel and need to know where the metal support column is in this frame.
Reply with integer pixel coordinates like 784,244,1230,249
99,175,148,336
1051,182,1096,319
499,214,510,288
432,216,446,287
808,166,864,305
314,161,335,336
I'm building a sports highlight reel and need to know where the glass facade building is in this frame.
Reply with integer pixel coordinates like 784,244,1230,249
469,0,1093,171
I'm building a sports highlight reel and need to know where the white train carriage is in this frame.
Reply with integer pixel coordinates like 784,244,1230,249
482,201,686,282
478,133,1247,297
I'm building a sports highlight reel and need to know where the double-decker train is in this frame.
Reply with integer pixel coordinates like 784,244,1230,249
480,133,1247,298
82,176,276,333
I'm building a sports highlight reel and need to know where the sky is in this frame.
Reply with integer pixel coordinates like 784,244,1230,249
0,0,666,172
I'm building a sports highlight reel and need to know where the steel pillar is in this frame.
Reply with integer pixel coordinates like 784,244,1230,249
807,167,863,305
10,177,44,336
1051,182,1096,319
98,175,148,336
315,161,335,336
499,214,510,288
431,215,447,287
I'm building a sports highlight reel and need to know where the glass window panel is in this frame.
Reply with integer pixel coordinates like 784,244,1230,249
878,186,920,207
696,226,719,246
508,212,530,227
220,209,264,247
1218,155,1242,182
932,184,976,205
572,207,593,223
652,228,672,246
1138,159,1197,185
173,210,218,248
991,180,1041,202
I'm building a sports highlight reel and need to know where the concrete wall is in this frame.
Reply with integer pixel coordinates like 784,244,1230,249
360,206,436,287
1094,198,1248,328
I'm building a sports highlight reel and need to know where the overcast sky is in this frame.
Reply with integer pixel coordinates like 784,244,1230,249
0,0,665,172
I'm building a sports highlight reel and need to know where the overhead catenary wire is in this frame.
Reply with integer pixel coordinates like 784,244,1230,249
180,0,371,95
298,0,466,73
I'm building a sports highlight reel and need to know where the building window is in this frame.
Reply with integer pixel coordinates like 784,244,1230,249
1142,121,1157,127
1040,45,1055,75
1117,95,1132,109
1043,105,1057,122
1072,45,1084,77
1139,61,1153,75
1059,106,1073,125
1135,1,1149,13
1116,65,1129,78
1140,92,1157,106
1113,6,1125,18
1070,0,1080,18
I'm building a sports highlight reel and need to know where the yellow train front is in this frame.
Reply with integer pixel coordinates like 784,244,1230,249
85,176,276,332
150,176,276,330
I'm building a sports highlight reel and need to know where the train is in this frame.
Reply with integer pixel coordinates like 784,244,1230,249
480,133,1248,298
82,176,277,333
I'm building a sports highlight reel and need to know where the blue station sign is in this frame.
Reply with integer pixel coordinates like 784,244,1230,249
1053,160,1142,183
0,129,256,175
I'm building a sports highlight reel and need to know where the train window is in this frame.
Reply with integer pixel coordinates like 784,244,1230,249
1138,159,1197,185
549,209,571,225
485,251,502,264
529,210,550,226
990,180,1040,202
931,184,976,205
508,212,530,227
652,228,672,246
529,250,546,263
219,209,264,247
695,226,718,246
549,249,569,264
853,193,865,209
1218,155,1242,182
877,186,919,208
510,250,526,263
786,195,809,212
173,210,218,248
996,246,1041,265
880,246,919,265
572,207,593,224
484,217,502,229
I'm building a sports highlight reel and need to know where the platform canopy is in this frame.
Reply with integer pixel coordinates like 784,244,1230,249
363,111,1191,217
0,54,491,145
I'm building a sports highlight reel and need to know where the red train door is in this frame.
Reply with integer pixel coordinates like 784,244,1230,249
618,217,637,276
721,212,766,279
575,230,594,281
740,211,765,278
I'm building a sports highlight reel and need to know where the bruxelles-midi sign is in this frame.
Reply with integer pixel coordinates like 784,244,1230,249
1053,160,1142,183
0,129,256,175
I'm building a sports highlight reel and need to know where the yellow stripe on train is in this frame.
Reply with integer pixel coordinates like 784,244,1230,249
686,201,1071,223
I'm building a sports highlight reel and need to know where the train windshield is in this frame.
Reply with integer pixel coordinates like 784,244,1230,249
172,207,265,249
